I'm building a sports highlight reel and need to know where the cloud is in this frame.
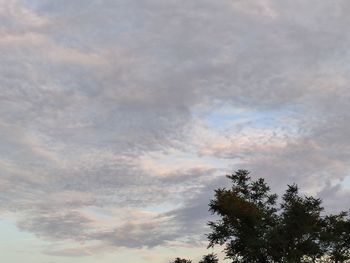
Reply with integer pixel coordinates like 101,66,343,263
17,211,92,241
1,0,350,258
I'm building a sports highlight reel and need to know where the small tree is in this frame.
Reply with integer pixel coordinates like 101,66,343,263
198,253,219,263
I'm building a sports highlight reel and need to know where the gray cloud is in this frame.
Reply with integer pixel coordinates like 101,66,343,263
1,0,350,257
17,211,91,241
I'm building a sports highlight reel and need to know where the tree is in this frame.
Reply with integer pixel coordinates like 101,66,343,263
198,253,219,263
207,170,350,263
208,170,278,263
171,258,192,263
320,212,350,263
273,184,324,262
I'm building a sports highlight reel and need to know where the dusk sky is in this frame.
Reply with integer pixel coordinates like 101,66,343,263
1,1,350,262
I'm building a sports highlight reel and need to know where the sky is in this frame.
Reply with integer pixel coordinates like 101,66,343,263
1,0,350,262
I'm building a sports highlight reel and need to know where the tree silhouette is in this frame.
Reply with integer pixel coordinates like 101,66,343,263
207,170,350,263
321,212,350,263
208,170,278,262
198,253,219,263
172,170,350,263
171,258,192,263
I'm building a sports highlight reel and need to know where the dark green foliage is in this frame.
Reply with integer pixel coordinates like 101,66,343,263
207,170,350,263
208,170,277,263
276,184,324,262
198,253,219,263
321,212,350,263
171,258,192,263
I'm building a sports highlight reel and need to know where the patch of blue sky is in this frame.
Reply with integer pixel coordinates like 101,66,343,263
0,219,56,263
144,203,182,214
195,105,295,132
0,219,39,246
341,175,350,189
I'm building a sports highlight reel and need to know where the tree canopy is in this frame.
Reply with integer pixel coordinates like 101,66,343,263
198,253,219,263
171,258,192,263
172,170,350,263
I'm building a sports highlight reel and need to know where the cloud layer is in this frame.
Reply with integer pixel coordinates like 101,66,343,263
1,0,350,259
